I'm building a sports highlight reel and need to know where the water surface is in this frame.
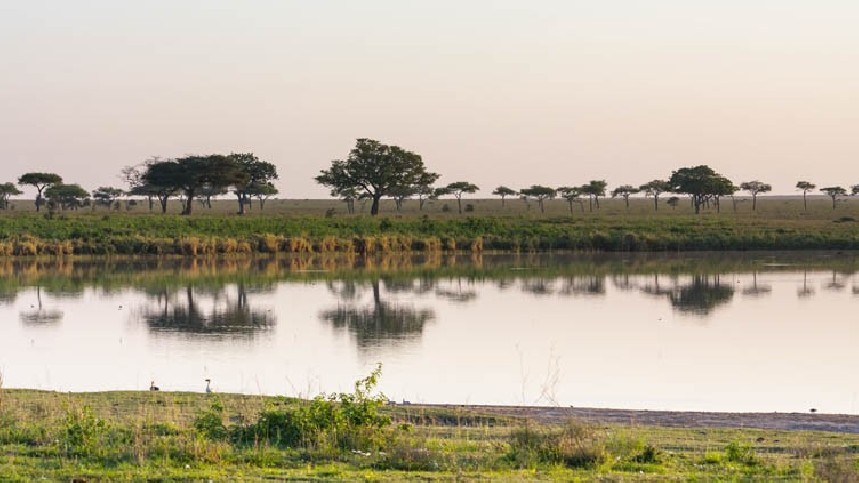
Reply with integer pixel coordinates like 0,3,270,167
1,253,857,413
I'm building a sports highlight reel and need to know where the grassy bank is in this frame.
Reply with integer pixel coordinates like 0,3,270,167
1,210,858,256
1,385,858,480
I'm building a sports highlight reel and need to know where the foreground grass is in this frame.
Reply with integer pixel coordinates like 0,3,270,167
1,389,858,480
1,202,858,256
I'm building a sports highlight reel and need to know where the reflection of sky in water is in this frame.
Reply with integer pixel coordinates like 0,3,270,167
0,260,858,414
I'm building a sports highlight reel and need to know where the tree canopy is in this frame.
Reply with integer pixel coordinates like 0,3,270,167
44,183,89,211
0,182,23,210
491,186,517,207
820,186,847,210
739,181,772,211
668,165,731,214
315,139,437,216
18,172,63,212
442,181,479,213
520,185,556,213
143,155,248,215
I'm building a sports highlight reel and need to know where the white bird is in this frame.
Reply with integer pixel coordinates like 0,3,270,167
205,379,212,393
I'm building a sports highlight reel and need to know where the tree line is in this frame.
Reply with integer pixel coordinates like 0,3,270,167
315,139,859,215
1,138,857,215
2,154,278,214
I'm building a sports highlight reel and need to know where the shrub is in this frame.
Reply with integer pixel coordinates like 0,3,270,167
508,419,607,469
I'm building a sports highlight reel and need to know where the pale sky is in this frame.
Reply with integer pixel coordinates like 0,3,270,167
1,1,857,198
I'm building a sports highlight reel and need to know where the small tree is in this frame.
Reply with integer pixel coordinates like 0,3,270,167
333,187,360,214
557,186,584,214
639,180,672,212
820,186,847,210
44,183,89,211
0,182,23,210
519,186,556,213
581,180,607,211
389,185,416,211
444,181,479,214
667,196,680,210
248,182,278,211
795,181,816,212
739,181,772,211
611,185,640,209
18,172,62,212
492,186,518,207
91,187,125,211
852,184,859,196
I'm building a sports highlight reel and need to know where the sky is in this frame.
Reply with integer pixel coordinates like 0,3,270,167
1,1,857,198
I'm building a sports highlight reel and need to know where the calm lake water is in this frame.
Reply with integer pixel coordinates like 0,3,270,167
1,253,857,414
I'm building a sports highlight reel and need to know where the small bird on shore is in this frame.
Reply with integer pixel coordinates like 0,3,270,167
149,381,160,391
205,379,212,393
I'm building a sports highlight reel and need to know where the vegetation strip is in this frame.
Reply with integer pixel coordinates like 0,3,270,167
0,213,858,256
2,382,859,480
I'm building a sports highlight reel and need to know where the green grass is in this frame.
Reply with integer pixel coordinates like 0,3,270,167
0,196,858,255
1,389,857,480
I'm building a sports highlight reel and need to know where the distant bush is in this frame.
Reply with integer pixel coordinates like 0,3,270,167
508,419,607,469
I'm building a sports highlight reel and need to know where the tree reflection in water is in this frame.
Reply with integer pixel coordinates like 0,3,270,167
19,286,64,325
797,271,815,298
142,283,274,338
741,272,772,297
667,275,734,315
320,279,435,350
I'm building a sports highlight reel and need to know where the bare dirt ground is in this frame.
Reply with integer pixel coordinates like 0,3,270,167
428,405,859,433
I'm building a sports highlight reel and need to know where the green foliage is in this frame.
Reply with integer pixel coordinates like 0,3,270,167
229,364,391,453
315,139,438,215
724,441,757,465
64,405,111,458
194,401,228,440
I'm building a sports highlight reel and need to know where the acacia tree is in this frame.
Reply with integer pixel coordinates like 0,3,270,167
143,155,247,215
444,181,479,214
247,182,278,211
91,187,125,211
315,139,436,216
666,196,680,210
820,186,847,210
44,183,88,211
389,185,416,211
230,153,278,215
557,186,584,214
795,181,816,212
639,180,671,212
0,182,23,210
413,172,441,211
519,185,556,213
333,186,360,214
852,184,859,196
709,176,737,213
668,165,729,214
611,185,640,209
581,180,607,211
739,180,772,211
492,186,518,207
18,172,62,212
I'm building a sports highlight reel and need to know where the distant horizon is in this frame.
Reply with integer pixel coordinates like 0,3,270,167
2,1,857,198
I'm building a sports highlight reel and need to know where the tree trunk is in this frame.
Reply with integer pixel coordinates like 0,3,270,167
539,199,545,213
182,190,195,215
803,192,808,211
159,195,168,213
752,194,757,211
653,195,659,212
501,196,506,207
370,195,381,215
694,196,701,214
457,197,462,214
147,196,154,211
236,193,245,215
832,196,837,210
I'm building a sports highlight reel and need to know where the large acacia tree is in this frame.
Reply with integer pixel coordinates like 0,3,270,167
18,172,62,212
315,139,437,216
668,165,730,214
143,155,247,215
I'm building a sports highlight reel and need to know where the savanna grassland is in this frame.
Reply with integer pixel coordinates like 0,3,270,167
0,196,858,256
2,385,859,481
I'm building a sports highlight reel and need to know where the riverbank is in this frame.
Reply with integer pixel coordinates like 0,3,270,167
1,211,858,256
1,389,857,480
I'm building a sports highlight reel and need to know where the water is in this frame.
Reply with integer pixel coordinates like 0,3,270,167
1,253,857,413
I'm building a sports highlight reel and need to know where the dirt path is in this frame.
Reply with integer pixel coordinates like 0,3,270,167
427,405,859,433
